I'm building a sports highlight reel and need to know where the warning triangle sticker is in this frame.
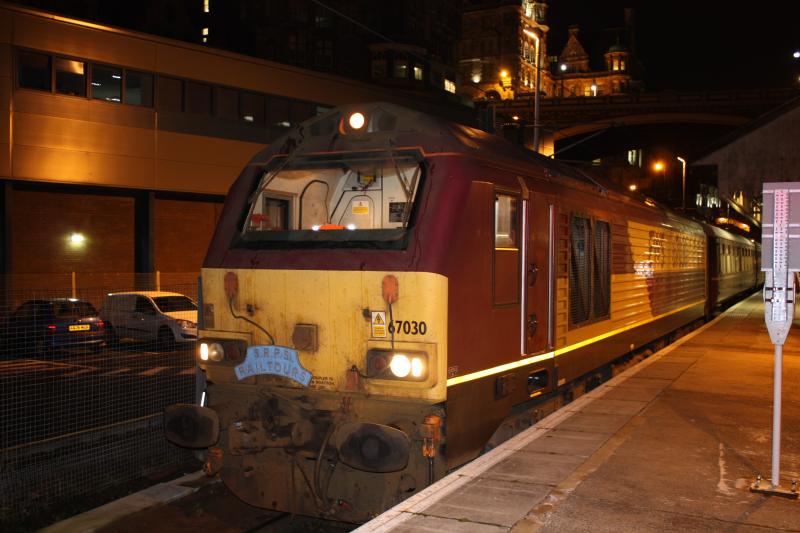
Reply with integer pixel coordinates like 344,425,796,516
374,314,384,325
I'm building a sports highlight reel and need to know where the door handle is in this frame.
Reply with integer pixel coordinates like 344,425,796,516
527,313,538,336
528,263,538,286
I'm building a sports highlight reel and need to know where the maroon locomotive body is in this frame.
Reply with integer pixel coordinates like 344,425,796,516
165,103,759,522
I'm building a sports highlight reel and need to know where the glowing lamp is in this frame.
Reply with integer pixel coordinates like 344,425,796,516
70,233,85,244
348,112,365,130
629,184,637,191
653,161,664,172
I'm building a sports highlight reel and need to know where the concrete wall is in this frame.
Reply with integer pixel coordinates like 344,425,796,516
695,103,800,215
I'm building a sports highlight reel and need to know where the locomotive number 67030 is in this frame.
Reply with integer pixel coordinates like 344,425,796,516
388,320,427,335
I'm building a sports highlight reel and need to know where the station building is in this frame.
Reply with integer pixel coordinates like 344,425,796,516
0,3,471,296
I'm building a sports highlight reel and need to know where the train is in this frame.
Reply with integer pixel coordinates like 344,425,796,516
163,102,760,523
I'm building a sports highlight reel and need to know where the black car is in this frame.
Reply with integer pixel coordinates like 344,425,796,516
3,298,107,355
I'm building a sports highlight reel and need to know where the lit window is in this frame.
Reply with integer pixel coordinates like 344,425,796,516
444,79,456,93
202,27,209,36
203,0,210,13
413,65,423,81
613,57,619,71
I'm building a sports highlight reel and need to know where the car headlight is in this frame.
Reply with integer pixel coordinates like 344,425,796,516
177,319,196,329
367,349,428,381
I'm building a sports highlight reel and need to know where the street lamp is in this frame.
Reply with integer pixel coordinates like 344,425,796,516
523,28,542,152
653,161,666,201
559,63,567,97
677,156,687,210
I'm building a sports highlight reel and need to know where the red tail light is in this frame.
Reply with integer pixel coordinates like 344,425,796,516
47,324,57,330
96,320,105,330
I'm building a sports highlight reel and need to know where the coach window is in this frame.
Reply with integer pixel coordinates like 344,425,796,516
91,65,122,103
494,193,520,305
158,76,184,112
18,50,51,91
55,57,86,96
125,71,153,106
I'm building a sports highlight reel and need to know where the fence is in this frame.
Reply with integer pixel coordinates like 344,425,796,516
0,272,201,529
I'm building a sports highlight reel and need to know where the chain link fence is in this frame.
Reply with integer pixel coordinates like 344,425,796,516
0,272,201,529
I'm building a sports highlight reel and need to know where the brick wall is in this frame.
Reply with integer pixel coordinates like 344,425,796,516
154,198,223,274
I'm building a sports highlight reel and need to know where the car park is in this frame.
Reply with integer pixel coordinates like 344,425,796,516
3,298,107,355
99,291,198,350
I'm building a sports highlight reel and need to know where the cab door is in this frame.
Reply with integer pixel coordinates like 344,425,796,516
522,186,555,395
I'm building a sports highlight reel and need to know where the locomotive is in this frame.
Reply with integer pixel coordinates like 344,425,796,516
164,102,759,523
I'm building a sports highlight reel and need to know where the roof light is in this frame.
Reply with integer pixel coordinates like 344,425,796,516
349,112,365,130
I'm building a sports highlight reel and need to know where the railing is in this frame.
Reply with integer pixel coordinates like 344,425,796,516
0,273,200,530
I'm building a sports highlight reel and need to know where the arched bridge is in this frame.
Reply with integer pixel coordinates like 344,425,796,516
488,88,800,141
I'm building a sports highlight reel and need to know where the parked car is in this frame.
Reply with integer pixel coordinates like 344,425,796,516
99,291,198,350
4,298,107,355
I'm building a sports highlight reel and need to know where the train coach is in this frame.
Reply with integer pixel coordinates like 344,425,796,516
164,102,759,523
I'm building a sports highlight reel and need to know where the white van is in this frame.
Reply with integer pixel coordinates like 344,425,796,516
99,291,197,349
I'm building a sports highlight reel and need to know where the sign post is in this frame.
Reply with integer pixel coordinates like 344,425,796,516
751,182,799,498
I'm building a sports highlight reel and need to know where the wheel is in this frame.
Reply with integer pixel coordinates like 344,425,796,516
158,326,176,352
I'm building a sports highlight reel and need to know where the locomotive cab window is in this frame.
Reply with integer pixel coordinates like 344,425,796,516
494,193,520,305
239,150,424,247
569,215,611,326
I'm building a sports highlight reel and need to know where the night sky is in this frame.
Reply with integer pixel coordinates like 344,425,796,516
546,1,800,91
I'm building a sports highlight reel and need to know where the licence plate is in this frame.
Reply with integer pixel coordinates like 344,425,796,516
69,324,90,331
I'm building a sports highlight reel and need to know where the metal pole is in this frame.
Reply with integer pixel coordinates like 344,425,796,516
772,343,783,486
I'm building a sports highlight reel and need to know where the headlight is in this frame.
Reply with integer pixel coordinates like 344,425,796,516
198,339,246,363
367,349,428,381
177,319,196,329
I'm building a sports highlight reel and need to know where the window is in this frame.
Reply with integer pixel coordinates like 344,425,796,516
18,50,51,91
266,96,289,127
372,59,386,78
55,57,86,96
494,193,519,305
290,100,316,124
494,194,518,248
570,216,591,324
134,297,156,314
570,216,611,326
593,221,611,318
240,91,265,124
186,81,212,115
444,79,456,93
393,60,408,79
125,71,153,106
241,151,424,247
215,87,239,120
413,65,424,81
158,76,183,112
91,65,122,102
314,40,333,69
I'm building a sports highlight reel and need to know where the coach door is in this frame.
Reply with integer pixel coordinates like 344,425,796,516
520,183,554,362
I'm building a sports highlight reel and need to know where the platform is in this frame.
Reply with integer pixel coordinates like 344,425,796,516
357,294,800,532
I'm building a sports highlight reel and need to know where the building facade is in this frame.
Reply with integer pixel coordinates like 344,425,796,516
457,1,635,101
0,4,472,296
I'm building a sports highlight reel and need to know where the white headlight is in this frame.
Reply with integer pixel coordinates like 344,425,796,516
209,343,225,362
411,357,425,378
199,342,209,361
349,112,365,130
390,354,411,378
